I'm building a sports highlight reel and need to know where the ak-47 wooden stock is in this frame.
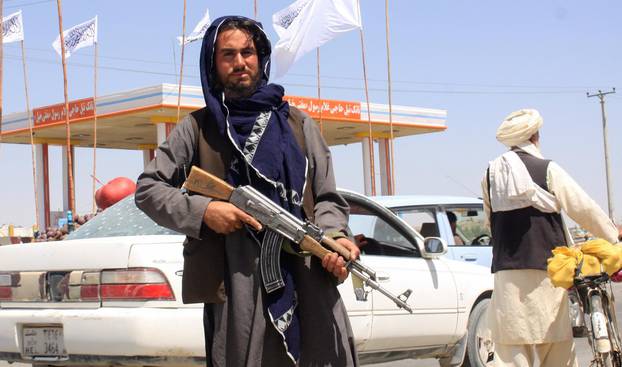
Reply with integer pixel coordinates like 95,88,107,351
182,166,234,201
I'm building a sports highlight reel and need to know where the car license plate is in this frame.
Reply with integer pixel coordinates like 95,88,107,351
22,326,66,358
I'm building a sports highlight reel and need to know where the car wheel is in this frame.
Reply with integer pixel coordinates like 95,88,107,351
463,298,494,367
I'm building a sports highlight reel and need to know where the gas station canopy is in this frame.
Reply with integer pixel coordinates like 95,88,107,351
1,84,447,149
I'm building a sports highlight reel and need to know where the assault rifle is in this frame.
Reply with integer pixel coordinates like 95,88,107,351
183,166,413,313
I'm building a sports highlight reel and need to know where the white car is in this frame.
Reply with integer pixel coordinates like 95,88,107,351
373,194,592,341
0,190,494,367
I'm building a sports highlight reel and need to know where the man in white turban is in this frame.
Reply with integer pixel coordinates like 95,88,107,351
496,109,543,147
481,108,620,367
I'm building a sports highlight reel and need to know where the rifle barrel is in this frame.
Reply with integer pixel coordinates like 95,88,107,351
350,268,413,313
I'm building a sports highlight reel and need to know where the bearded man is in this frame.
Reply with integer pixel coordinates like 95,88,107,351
135,16,360,367
482,109,620,367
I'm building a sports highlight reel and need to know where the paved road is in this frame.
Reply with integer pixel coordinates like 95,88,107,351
365,338,593,366
0,336,599,367
0,338,599,367
1,283,621,367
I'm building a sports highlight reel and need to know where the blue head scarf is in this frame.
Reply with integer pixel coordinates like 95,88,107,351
199,16,307,219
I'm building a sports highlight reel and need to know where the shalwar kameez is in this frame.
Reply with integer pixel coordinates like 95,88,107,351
482,109,619,367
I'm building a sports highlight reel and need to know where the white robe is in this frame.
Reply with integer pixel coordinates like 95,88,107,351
489,269,571,344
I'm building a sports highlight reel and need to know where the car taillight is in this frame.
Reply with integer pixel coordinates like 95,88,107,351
0,273,14,300
100,268,174,301
0,272,46,302
66,270,99,301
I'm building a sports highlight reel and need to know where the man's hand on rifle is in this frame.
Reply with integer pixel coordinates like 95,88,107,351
203,201,263,234
322,238,361,282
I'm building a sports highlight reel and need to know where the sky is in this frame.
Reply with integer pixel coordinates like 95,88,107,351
0,0,621,228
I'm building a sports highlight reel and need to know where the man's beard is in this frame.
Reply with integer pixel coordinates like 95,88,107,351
222,71,261,100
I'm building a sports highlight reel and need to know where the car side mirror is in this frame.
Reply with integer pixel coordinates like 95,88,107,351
421,237,447,258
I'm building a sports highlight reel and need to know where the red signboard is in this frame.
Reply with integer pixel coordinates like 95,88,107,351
33,98,95,126
285,96,361,120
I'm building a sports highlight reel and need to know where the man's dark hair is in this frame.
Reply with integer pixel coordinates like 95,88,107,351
218,18,269,58
447,211,457,223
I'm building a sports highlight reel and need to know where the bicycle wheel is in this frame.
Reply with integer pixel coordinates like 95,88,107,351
591,293,615,367
602,290,622,367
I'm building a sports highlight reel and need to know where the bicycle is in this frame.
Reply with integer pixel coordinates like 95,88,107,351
572,271,622,367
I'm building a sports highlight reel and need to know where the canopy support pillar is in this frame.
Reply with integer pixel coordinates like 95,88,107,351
378,138,395,195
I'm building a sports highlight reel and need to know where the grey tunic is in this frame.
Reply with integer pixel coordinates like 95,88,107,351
136,113,358,367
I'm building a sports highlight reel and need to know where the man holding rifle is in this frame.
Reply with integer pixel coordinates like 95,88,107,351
135,16,360,367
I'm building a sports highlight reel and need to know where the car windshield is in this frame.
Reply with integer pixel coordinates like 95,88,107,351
444,206,491,245
66,195,180,240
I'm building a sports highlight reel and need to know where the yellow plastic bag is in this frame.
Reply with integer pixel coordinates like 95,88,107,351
580,239,622,275
547,246,582,289
580,253,604,276
547,239,622,288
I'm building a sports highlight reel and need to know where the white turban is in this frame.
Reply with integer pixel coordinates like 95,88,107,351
496,109,543,147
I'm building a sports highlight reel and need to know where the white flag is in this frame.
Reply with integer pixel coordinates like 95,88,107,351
177,8,211,45
2,11,24,44
52,16,98,58
272,0,361,77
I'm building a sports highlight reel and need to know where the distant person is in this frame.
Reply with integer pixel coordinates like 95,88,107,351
446,211,464,245
482,109,620,367
134,16,359,367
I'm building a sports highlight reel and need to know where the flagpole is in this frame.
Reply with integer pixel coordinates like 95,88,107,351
358,21,376,196
384,0,395,195
316,48,323,134
91,41,99,213
0,0,4,157
55,0,76,214
171,39,178,83
254,0,258,20
21,39,41,233
176,0,187,124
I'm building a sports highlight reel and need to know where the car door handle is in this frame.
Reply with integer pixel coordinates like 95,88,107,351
461,255,477,262
376,272,391,282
